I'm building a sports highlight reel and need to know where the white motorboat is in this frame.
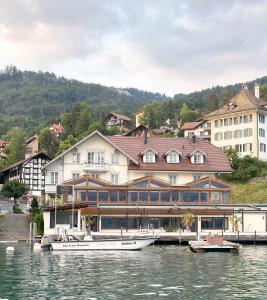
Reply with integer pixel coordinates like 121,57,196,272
50,228,158,251
51,235,158,251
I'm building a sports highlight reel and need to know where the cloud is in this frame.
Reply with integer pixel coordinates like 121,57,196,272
0,0,267,95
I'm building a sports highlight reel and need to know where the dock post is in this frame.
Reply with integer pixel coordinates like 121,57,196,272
254,230,256,246
237,230,239,244
179,227,182,246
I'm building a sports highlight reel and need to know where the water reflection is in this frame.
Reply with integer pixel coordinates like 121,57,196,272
0,245,267,299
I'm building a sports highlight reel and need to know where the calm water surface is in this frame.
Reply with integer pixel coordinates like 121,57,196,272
0,244,267,299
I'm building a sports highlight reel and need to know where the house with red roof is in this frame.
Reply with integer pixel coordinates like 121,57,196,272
41,130,234,235
181,120,211,142
50,122,64,136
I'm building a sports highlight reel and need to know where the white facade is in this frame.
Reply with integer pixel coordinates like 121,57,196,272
43,131,220,195
209,110,267,160
183,121,211,141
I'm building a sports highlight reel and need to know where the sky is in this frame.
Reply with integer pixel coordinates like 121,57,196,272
1,0,267,96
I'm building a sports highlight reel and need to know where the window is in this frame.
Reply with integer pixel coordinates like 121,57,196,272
234,117,238,125
215,120,218,128
260,143,266,152
229,118,233,125
215,132,222,141
220,119,223,127
72,152,80,163
111,174,119,185
168,151,179,163
193,174,201,181
144,151,155,163
224,119,228,126
51,172,58,184
259,114,265,123
244,128,252,137
72,172,80,179
243,115,248,123
111,153,119,164
259,128,265,137
88,152,104,164
234,130,242,138
193,153,203,164
239,116,243,124
169,175,176,185
249,114,253,122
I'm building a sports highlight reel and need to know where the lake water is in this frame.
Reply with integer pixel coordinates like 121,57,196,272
0,244,267,299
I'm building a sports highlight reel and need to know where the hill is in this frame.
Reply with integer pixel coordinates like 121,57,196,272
0,66,167,136
174,76,267,111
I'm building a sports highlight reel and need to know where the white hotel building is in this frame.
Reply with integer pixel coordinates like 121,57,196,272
205,84,267,160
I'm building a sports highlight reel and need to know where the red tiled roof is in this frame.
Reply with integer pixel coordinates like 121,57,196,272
106,136,231,172
181,121,204,130
51,123,64,134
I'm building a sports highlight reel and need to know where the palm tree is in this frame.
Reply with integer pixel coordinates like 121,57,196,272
84,216,94,234
230,214,242,232
181,212,195,231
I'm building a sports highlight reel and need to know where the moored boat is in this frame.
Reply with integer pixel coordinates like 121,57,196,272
51,235,158,251
189,234,242,253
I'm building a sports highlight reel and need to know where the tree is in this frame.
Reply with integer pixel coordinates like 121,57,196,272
139,102,163,129
230,214,242,232
39,127,59,158
1,180,29,213
4,127,26,165
57,135,78,155
219,149,267,183
179,103,199,124
206,93,219,112
181,212,195,231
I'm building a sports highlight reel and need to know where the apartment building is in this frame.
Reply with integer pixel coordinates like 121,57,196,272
205,84,267,160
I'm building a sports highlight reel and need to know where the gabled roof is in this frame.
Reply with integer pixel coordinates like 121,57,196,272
163,148,183,157
125,124,148,136
181,121,205,130
188,148,208,157
108,112,131,121
42,130,139,170
106,135,231,172
1,152,51,172
26,135,38,144
205,86,267,118
140,147,158,156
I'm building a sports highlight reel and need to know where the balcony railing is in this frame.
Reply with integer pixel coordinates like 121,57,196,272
83,162,109,172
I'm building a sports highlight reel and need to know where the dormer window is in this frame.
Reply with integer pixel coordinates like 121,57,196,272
188,148,207,164
193,153,203,164
141,147,158,163
144,151,155,163
165,148,182,164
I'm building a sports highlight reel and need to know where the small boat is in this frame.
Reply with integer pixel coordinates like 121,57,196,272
189,234,242,253
50,228,158,251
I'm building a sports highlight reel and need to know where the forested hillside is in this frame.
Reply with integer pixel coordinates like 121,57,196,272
0,66,167,136
1,65,267,137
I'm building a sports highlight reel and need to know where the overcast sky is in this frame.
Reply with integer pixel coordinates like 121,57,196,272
0,0,267,95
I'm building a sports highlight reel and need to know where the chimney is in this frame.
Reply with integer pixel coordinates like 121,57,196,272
144,129,148,144
254,83,260,99
192,134,196,144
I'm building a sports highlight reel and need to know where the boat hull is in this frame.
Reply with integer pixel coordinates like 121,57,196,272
51,238,157,251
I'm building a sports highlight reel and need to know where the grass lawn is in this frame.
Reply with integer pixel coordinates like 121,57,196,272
232,181,267,204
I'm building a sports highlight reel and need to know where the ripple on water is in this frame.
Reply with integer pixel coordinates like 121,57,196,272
0,245,267,299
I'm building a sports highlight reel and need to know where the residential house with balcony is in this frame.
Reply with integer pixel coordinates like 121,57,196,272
42,130,235,234
181,120,211,142
205,84,267,160
106,112,131,131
